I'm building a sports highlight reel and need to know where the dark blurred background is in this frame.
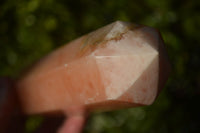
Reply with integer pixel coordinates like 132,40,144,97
0,0,200,133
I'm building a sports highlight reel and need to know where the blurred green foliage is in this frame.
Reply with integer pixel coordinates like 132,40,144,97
0,0,200,132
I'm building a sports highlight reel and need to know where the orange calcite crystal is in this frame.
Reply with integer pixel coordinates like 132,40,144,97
17,21,170,114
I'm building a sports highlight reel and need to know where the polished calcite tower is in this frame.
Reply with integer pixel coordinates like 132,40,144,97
17,21,170,114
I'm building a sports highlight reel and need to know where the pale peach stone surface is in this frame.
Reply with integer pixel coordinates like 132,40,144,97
17,21,170,114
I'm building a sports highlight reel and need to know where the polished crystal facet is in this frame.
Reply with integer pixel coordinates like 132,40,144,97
17,21,170,114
